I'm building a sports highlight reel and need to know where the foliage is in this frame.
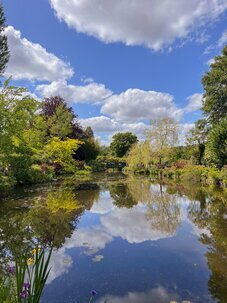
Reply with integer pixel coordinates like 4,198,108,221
146,117,179,164
181,165,208,183
15,247,52,303
109,183,138,208
202,46,227,125
0,246,53,303
0,3,9,75
41,96,87,141
168,145,192,164
110,132,138,157
99,145,110,156
76,138,100,162
44,137,82,173
0,82,39,154
205,118,227,168
89,156,126,172
126,140,151,172
186,119,209,165
0,272,16,303
0,82,99,188
188,191,227,303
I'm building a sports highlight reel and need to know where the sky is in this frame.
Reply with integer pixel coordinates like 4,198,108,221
2,0,227,145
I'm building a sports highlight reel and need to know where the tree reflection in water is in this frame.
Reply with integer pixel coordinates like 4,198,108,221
0,178,226,302
0,184,101,261
187,186,227,303
109,178,181,236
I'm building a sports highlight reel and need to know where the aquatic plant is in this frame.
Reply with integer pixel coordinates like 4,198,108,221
0,246,53,303
15,246,53,303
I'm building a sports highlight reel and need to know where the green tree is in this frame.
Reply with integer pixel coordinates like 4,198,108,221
205,118,227,168
0,3,9,75
186,119,209,165
76,138,100,161
84,126,94,138
44,137,82,173
110,132,138,157
146,117,179,165
202,46,227,125
0,82,40,184
127,140,151,171
41,96,86,140
75,126,100,161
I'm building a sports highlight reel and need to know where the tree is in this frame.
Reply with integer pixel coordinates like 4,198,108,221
186,119,209,165
205,118,227,168
110,132,138,157
202,46,227,125
127,140,151,171
0,81,39,155
84,126,94,138
44,137,82,173
0,3,9,75
146,117,179,165
75,138,100,161
41,96,86,140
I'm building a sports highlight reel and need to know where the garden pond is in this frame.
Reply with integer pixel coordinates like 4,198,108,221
0,174,226,303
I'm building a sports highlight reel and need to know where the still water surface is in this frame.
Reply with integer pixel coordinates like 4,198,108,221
0,174,226,303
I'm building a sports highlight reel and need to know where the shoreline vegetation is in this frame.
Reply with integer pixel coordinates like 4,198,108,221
0,3,226,192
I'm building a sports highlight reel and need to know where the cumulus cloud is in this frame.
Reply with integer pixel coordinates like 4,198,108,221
79,116,148,134
185,93,203,112
79,115,148,144
96,286,179,303
36,80,112,104
90,192,115,214
4,26,73,81
47,248,73,284
101,89,183,122
50,0,227,50
101,206,170,244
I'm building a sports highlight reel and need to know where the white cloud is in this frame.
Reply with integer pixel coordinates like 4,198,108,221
4,26,73,81
101,89,183,123
179,123,195,145
207,57,215,66
217,29,227,47
36,80,112,104
101,205,170,244
47,248,73,284
90,191,115,214
79,115,148,144
50,0,227,50
59,202,172,259
204,28,227,60
96,287,179,303
185,93,203,112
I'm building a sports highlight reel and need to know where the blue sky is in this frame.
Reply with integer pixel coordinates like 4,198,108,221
3,0,227,144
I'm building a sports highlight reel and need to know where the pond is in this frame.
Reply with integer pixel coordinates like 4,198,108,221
0,174,226,303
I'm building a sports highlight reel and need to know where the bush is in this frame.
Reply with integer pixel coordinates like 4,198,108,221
221,168,227,186
88,159,106,172
182,165,208,183
29,164,54,184
173,159,190,169
207,168,222,185
89,156,126,172
0,174,16,190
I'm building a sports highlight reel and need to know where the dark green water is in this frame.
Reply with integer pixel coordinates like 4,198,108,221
0,174,226,303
